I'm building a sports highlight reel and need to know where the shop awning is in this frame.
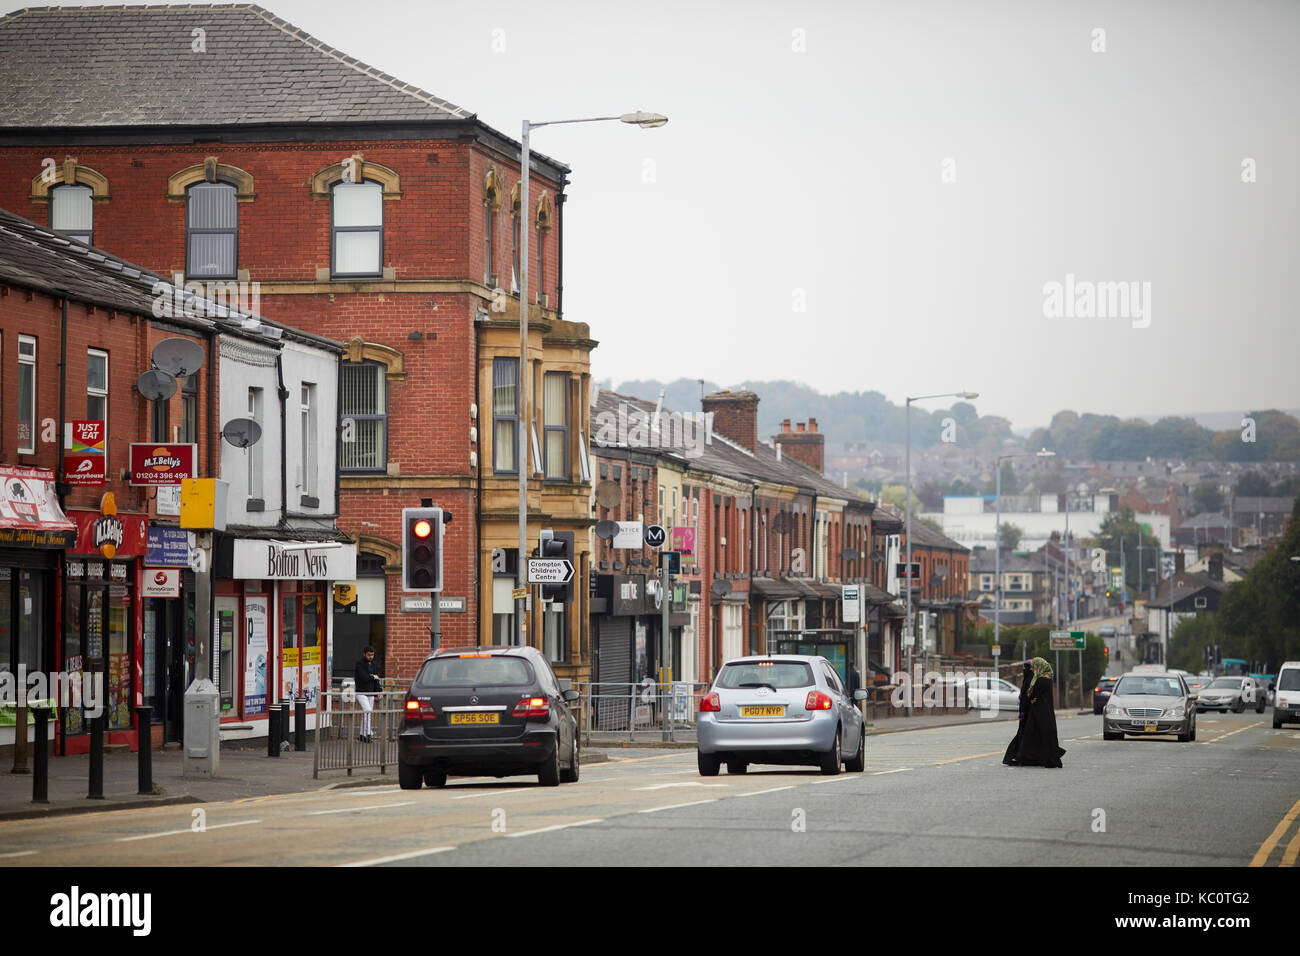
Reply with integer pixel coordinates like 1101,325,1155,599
0,466,76,548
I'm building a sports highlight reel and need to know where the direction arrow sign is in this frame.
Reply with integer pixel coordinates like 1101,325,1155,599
528,558,575,585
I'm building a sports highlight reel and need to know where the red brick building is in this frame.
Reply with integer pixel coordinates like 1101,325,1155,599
0,5,597,685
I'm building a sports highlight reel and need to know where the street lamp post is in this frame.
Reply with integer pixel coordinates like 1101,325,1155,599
904,390,978,690
514,111,666,647
994,449,1054,662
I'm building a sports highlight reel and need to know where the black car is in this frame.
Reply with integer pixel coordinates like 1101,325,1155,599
1093,677,1118,714
398,646,580,789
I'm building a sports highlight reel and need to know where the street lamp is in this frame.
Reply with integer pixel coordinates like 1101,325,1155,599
994,449,1054,661
514,111,667,646
904,390,978,679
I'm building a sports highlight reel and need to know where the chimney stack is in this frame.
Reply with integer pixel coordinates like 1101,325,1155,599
702,390,760,452
773,418,826,474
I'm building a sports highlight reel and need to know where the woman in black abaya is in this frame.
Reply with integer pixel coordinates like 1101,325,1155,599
1013,657,1065,768
1002,660,1034,765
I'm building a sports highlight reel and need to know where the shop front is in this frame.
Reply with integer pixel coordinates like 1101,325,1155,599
62,495,149,754
212,536,356,738
0,467,75,751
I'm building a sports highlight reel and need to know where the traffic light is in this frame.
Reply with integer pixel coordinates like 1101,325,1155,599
402,507,443,592
538,529,574,604
1104,646,1110,659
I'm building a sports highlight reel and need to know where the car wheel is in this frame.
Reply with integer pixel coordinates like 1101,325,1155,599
1274,715,1284,729
1102,731,1123,741
1256,697,1266,714
560,737,580,783
423,769,447,787
398,761,423,790
1188,721,1196,742
726,760,747,775
698,751,720,777
538,739,561,787
819,728,842,775
844,726,866,772
1233,698,1244,713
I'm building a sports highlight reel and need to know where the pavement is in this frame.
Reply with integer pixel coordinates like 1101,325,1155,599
0,708,1038,821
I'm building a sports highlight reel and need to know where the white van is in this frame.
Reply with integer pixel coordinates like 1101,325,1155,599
1274,662,1300,729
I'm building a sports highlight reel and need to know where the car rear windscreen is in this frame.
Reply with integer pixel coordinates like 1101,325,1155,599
417,656,533,687
716,661,813,689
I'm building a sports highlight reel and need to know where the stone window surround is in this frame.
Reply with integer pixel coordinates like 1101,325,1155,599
29,157,110,205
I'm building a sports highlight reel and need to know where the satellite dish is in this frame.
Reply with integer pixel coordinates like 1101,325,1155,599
595,480,621,509
136,369,177,401
709,579,733,597
594,519,619,540
152,338,205,377
222,418,263,448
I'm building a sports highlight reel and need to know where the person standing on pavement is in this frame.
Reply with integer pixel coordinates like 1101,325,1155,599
1011,657,1065,768
354,645,383,742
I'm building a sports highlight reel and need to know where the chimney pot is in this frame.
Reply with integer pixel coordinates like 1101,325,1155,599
796,422,806,433
809,418,818,432
782,418,791,433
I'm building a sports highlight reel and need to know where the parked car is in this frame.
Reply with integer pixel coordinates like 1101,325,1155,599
966,676,1021,712
1251,674,1276,707
1195,676,1260,713
1093,677,1119,714
697,655,867,775
397,646,580,789
1273,662,1300,729
1103,674,1196,741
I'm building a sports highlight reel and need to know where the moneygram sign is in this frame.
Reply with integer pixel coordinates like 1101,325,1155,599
129,443,196,486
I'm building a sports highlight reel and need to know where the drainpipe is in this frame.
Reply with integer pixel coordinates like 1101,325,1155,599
556,187,567,318
474,313,483,645
334,351,342,533
56,297,69,508
275,350,289,527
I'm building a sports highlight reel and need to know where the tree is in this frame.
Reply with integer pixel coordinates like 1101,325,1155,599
1095,507,1163,591
1235,471,1272,497
1193,480,1224,515
999,460,1019,495
917,480,944,510
999,522,1024,552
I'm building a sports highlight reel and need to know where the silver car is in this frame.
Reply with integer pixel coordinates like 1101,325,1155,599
697,655,867,775
1103,673,1196,741
1196,676,1256,713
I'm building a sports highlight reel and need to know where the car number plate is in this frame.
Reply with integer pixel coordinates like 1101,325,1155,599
1142,724,1158,732
740,705,784,717
450,712,499,725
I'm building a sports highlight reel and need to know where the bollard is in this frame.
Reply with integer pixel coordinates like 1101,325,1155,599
267,703,280,758
32,706,50,804
88,712,105,799
294,697,306,752
279,700,290,752
135,705,153,795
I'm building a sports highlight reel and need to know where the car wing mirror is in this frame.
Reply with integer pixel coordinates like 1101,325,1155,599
562,689,580,703
853,689,869,701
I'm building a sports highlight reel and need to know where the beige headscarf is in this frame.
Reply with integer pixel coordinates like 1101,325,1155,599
1029,656,1054,692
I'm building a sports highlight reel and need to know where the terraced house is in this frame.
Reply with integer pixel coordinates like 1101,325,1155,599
0,4,597,686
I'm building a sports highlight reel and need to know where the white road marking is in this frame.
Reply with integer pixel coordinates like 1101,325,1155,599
632,782,728,791
871,768,912,775
451,788,533,800
734,786,795,797
0,851,36,858
505,818,604,839
339,846,455,867
638,799,719,814
308,801,416,815
117,819,261,842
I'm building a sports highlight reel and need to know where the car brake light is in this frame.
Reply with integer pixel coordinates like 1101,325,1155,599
805,691,833,711
404,698,436,725
513,696,550,719
699,692,721,713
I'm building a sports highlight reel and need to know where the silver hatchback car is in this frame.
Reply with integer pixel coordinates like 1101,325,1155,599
697,655,867,775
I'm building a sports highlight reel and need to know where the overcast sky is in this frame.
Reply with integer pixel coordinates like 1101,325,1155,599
7,0,1296,430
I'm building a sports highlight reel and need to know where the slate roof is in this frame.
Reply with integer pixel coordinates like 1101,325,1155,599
0,4,471,128
1148,570,1226,609
0,205,340,351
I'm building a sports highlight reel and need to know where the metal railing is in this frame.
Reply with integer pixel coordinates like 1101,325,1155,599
576,681,709,744
313,681,410,779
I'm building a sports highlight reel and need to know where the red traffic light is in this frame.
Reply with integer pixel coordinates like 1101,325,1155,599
413,519,433,539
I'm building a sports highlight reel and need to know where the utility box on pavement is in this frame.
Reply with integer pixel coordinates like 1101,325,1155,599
183,678,220,777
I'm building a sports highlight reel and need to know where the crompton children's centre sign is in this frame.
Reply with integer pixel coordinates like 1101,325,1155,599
230,540,357,581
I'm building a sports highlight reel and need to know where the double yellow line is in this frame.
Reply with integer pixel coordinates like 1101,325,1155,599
1250,797,1300,866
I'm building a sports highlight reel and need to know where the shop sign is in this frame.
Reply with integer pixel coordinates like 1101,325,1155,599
229,539,357,581
400,596,466,613
612,521,643,549
68,494,148,559
670,527,695,556
142,568,180,598
146,527,193,567
128,443,196,485
63,421,106,486
0,465,76,548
